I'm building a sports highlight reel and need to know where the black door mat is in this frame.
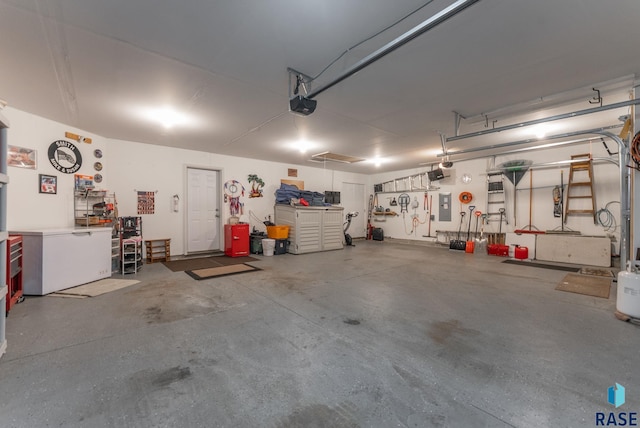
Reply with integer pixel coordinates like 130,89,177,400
185,263,261,280
502,259,580,272
163,256,258,272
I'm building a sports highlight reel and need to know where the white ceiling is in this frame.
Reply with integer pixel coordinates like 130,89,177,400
1,0,639,173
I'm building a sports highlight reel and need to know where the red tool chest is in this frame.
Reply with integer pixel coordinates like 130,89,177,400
224,224,249,257
6,235,24,314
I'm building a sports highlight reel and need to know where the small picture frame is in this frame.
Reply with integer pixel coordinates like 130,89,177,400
39,174,57,194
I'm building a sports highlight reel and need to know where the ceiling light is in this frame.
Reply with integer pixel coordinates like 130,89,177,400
529,124,554,139
137,106,192,129
293,139,314,153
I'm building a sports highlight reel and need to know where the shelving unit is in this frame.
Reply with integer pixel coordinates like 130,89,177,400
145,239,170,263
111,234,120,274
6,235,23,315
1,112,8,358
74,189,116,227
119,217,142,274
121,238,142,274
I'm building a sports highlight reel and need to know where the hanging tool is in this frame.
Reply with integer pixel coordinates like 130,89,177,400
474,210,481,238
466,205,475,241
465,205,476,253
498,207,505,244
450,212,466,250
475,213,487,254
367,194,374,240
398,193,410,213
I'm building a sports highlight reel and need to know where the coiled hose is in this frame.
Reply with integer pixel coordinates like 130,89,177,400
596,201,620,232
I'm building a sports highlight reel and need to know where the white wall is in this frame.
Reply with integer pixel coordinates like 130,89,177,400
3,107,369,255
4,108,109,230
370,142,622,254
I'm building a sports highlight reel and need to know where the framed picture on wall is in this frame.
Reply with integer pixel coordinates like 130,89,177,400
8,145,37,169
39,174,57,194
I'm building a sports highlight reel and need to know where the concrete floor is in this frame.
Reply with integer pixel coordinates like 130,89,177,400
1,240,638,427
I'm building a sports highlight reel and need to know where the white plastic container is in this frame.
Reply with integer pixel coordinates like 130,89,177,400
261,238,275,257
617,263,640,318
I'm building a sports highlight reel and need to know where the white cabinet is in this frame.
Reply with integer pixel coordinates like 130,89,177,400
275,205,344,254
10,228,112,295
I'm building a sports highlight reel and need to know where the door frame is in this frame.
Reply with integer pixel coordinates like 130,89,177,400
183,164,224,255
341,181,367,238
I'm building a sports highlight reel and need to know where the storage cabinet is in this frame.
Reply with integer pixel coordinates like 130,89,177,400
274,205,344,254
6,235,23,314
0,111,8,358
224,224,249,257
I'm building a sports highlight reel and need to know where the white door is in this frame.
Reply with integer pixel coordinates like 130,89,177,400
187,168,220,253
341,182,366,238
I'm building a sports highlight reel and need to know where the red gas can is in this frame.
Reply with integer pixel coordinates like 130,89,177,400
515,246,529,260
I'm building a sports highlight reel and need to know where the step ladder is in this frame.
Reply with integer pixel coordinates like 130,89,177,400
486,172,507,224
564,154,596,223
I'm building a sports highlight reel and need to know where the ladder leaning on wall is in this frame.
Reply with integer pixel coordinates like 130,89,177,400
564,153,597,224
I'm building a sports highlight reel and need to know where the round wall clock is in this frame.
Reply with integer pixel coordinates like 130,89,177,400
94,162,103,171
48,140,82,174
94,173,103,183
94,149,103,158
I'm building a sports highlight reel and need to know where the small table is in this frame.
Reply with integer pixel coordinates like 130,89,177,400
145,239,171,263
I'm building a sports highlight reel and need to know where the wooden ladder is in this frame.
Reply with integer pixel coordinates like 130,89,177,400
564,153,596,223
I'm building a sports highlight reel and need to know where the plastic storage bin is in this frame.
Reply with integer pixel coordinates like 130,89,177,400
266,225,290,239
274,239,289,255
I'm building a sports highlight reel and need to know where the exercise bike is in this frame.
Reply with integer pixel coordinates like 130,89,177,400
344,211,359,246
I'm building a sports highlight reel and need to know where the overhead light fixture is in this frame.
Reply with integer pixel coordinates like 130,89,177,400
291,139,315,153
137,105,192,129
